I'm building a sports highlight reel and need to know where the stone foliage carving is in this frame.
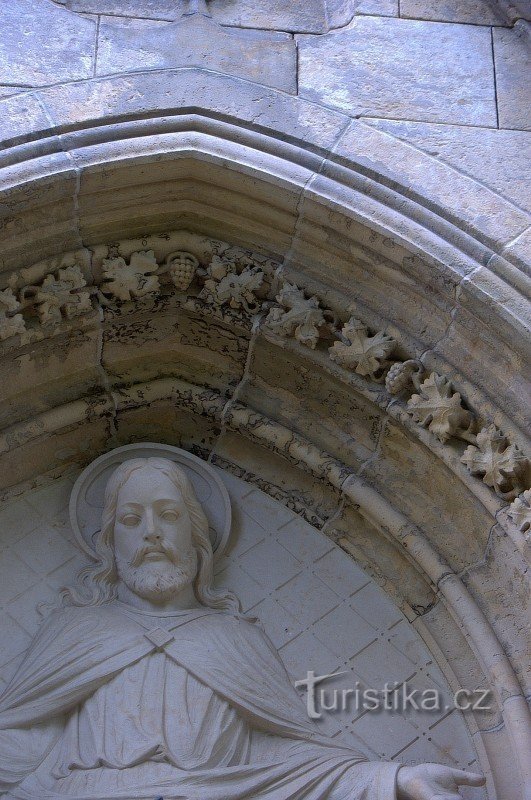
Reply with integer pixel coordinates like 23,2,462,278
0,231,528,506
461,425,528,500
0,288,25,341
407,373,474,444
199,255,264,313
508,489,531,533
329,317,396,379
264,283,327,348
101,250,160,301
31,266,92,324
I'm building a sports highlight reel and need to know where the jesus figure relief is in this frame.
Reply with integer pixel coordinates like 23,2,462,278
0,456,485,800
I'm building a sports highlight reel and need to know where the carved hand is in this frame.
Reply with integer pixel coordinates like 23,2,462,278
396,763,485,800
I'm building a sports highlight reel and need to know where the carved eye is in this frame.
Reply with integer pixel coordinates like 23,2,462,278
120,513,141,527
160,509,179,522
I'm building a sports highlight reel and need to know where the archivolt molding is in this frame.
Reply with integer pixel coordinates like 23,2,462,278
0,371,530,789
0,232,529,536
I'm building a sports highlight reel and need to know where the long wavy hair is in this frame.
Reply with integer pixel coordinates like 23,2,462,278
64,457,239,612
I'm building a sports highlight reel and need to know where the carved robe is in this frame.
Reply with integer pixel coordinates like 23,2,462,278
0,603,399,799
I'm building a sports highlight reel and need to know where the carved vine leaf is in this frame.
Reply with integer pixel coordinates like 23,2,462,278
407,372,473,443
461,424,528,498
329,318,396,378
508,490,531,533
102,251,160,301
200,265,264,314
265,283,325,349
34,266,92,324
0,288,26,341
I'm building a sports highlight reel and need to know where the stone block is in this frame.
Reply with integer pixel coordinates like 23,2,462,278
365,120,531,214
113,401,220,456
102,301,249,393
56,0,178,18
400,0,507,25
0,0,96,87
329,120,530,249
211,0,328,32
56,0,330,31
240,336,385,470
96,14,297,93
493,21,531,130
298,17,497,126
0,326,102,429
362,419,495,572
36,70,349,155
355,0,398,16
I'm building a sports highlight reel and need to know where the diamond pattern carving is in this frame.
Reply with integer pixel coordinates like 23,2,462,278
0,470,481,774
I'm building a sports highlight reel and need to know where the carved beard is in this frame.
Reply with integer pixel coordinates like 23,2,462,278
115,545,198,603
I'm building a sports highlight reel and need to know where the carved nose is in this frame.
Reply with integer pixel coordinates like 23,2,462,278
143,511,160,540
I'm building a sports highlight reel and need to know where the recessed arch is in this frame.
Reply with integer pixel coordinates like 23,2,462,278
0,69,529,800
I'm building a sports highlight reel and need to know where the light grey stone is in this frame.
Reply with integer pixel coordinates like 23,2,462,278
52,0,178,20
365,119,531,213
35,71,349,155
400,0,508,25
329,119,530,248
0,93,51,145
0,0,96,87
355,0,398,17
493,20,531,131
96,14,296,92
0,87,28,100
211,0,328,32
298,17,497,126
54,0,330,32
325,0,355,27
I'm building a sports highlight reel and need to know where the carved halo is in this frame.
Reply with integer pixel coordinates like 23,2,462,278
69,443,232,561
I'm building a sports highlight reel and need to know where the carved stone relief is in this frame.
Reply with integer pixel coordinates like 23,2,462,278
0,230,528,508
0,449,485,800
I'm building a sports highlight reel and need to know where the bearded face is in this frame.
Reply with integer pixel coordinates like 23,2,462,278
112,466,199,603
115,542,198,603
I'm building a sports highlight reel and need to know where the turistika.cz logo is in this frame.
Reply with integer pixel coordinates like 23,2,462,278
294,671,492,720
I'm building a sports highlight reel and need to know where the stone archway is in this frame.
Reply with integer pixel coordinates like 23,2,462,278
0,71,529,800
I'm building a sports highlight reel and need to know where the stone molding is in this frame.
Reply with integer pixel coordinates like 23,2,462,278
0,373,529,789
1,232,528,512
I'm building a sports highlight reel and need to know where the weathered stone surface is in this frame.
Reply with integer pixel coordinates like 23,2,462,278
365,119,531,214
298,17,497,126
0,93,52,146
330,120,531,247
493,21,531,131
464,525,531,696
54,0,330,31
52,0,178,19
96,14,296,92
102,302,249,393
0,327,102,429
240,337,385,470
211,0,328,32
400,0,508,25
0,0,96,87
355,0,398,16
35,70,348,155
362,419,496,572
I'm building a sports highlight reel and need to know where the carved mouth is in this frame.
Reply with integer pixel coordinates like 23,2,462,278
143,550,170,562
